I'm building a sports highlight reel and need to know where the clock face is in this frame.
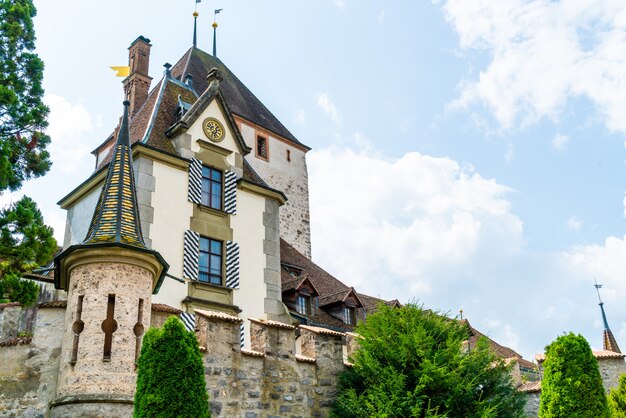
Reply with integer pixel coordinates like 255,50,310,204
202,117,225,142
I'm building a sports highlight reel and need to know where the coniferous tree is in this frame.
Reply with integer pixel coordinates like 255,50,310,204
332,303,525,417
608,374,626,418
539,333,609,418
0,196,56,304
0,0,51,192
134,316,210,418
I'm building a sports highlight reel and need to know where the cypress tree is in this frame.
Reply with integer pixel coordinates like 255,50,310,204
134,316,210,418
539,333,609,417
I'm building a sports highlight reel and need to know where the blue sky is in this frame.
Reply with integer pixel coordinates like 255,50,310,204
7,0,626,360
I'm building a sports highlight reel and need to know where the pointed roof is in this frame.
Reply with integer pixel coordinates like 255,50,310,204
600,302,621,353
595,280,621,353
171,47,309,149
83,101,146,248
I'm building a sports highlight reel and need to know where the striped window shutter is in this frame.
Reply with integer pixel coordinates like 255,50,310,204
224,170,237,214
240,323,245,349
180,312,196,332
225,241,240,288
183,230,200,281
188,158,202,204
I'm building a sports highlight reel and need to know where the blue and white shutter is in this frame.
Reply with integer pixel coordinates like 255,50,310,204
183,230,200,281
224,170,237,214
225,241,240,288
180,312,196,332
188,158,202,204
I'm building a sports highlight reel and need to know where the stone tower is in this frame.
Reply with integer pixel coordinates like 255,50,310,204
52,101,168,417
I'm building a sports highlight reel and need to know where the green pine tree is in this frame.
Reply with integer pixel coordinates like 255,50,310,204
134,316,210,418
539,333,609,418
608,374,626,418
332,303,525,418
0,0,51,192
0,196,56,304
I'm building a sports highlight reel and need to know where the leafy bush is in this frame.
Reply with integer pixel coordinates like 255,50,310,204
608,374,626,418
134,316,210,418
332,303,525,417
539,332,609,417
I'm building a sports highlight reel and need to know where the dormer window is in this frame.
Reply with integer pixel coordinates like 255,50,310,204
296,295,311,316
344,307,356,325
256,135,268,161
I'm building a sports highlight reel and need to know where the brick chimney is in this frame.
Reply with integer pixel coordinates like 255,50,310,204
123,36,152,115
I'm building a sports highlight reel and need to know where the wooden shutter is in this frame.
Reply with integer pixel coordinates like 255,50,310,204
225,241,240,288
224,170,237,214
180,312,196,332
188,158,202,204
183,230,199,281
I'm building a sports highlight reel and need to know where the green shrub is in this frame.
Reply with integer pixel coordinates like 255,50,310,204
332,303,525,417
608,374,626,418
134,316,210,418
539,333,609,417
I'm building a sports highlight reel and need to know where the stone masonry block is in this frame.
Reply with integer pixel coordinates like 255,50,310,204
136,172,156,192
263,239,278,257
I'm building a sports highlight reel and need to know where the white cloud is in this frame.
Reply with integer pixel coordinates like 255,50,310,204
316,93,342,125
334,0,346,9
552,133,570,152
567,215,582,231
440,0,626,133
377,10,385,25
45,93,94,173
562,235,626,295
309,144,523,299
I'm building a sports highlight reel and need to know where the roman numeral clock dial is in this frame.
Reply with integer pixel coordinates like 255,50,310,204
202,117,225,142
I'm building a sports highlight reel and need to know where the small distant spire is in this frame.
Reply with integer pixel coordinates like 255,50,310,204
212,9,223,57
83,101,146,248
594,278,621,353
192,11,199,48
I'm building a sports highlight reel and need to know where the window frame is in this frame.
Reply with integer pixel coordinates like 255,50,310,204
255,135,269,161
198,236,223,286
296,294,311,316
200,165,224,211
344,306,357,325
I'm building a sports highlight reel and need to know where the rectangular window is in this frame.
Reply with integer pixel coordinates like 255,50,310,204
199,237,222,285
201,166,222,210
344,307,356,325
256,135,268,160
296,295,311,315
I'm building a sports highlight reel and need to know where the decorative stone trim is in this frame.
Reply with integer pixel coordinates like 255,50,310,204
295,354,316,363
300,324,345,337
151,303,182,314
38,301,67,309
241,348,265,358
195,308,242,323
0,336,32,346
249,317,296,330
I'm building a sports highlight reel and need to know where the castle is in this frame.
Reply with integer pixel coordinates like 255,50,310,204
1,21,624,418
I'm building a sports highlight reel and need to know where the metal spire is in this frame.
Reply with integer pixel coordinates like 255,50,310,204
83,101,146,249
193,11,198,48
212,9,222,57
594,278,621,353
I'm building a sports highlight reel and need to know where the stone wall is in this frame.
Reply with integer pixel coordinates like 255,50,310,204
0,302,354,417
0,303,65,418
